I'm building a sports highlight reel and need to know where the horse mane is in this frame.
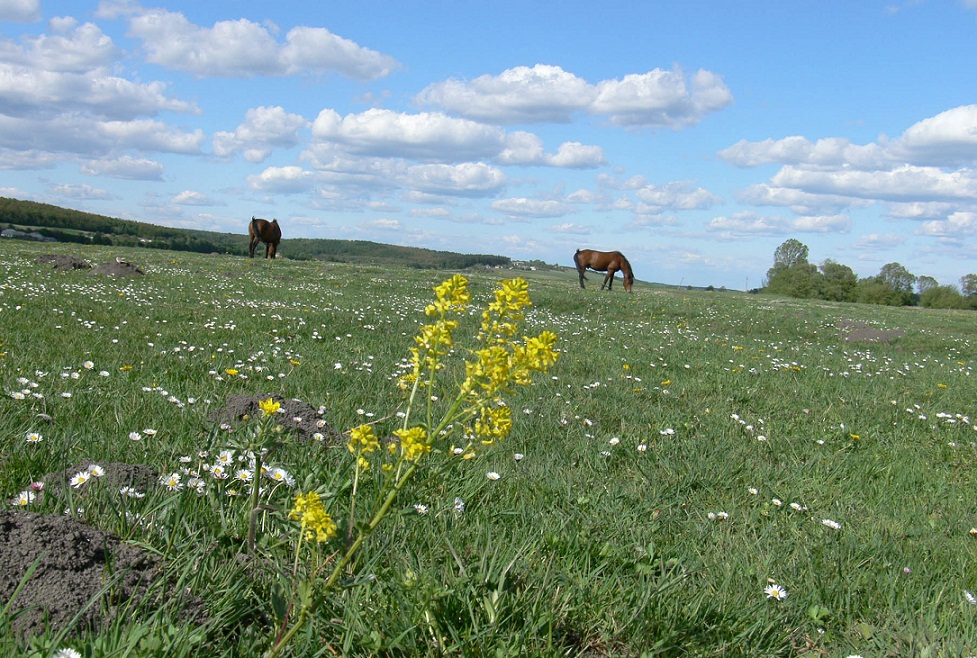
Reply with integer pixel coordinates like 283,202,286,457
617,252,634,283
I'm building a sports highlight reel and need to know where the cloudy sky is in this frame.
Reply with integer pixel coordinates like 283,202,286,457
3,0,977,289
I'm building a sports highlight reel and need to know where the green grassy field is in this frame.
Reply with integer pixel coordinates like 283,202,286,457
2,240,976,657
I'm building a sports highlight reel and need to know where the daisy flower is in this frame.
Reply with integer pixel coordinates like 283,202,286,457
486,471,501,481
764,583,787,601
128,432,142,441
88,464,105,477
69,471,91,488
12,490,36,506
234,469,253,483
143,428,157,436
119,486,145,498
160,472,183,491
965,590,977,605
414,504,429,515
25,432,43,444
53,649,81,658
822,519,842,530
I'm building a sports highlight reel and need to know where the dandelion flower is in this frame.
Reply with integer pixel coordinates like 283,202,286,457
258,398,280,416
764,583,787,600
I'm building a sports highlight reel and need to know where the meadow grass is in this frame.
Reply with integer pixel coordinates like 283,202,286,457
2,240,977,657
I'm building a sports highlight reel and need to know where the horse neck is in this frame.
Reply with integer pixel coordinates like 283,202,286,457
619,257,633,280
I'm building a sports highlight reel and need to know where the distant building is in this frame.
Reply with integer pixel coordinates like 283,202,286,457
1,228,57,242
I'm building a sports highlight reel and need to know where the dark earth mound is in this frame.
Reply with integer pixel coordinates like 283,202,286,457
34,254,92,271
0,510,166,638
836,319,905,343
210,393,341,444
89,258,144,276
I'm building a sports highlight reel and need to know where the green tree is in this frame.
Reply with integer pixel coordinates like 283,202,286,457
818,259,857,302
917,275,938,295
960,274,977,297
877,262,916,305
920,285,965,309
772,238,810,270
764,239,821,298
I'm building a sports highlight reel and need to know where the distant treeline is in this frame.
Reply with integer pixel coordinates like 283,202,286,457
0,197,510,270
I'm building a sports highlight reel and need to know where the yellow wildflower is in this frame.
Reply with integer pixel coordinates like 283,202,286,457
225,368,239,376
259,398,281,416
289,491,337,543
393,426,430,462
348,424,380,455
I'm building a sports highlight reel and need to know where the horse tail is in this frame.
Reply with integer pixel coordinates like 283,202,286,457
573,249,584,273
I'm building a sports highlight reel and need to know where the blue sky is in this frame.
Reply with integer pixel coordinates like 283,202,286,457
3,0,977,289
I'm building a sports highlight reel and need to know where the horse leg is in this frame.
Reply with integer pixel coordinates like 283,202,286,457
578,269,587,289
601,271,612,290
248,236,258,258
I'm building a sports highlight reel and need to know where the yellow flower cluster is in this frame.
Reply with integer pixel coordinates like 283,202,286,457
425,274,470,316
348,424,379,454
392,426,430,461
289,491,337,543
479,278,531,343
388,275,557,463
474,404,512,444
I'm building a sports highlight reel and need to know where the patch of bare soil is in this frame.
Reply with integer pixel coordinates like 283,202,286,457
89,258,144,276
0,510,168,638
34,254,92,271
210,393,341,443
836,319,905,343
0,394,333,640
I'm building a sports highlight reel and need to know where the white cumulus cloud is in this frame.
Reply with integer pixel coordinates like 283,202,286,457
126,8,398,79
416,63,732,128
214,106,308,162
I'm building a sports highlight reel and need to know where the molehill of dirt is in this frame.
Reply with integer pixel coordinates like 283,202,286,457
1,394,338,640
210,393,342,443
836,319,905,343
34,254,145,276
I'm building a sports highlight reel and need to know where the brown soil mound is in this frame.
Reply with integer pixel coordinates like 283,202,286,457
0,510,165,638
836,319,905,343
210,393,341,443
89,258,144,276
35,254,92,271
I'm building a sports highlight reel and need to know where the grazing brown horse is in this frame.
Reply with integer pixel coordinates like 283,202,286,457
248,216,281,259
574,248,634,292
